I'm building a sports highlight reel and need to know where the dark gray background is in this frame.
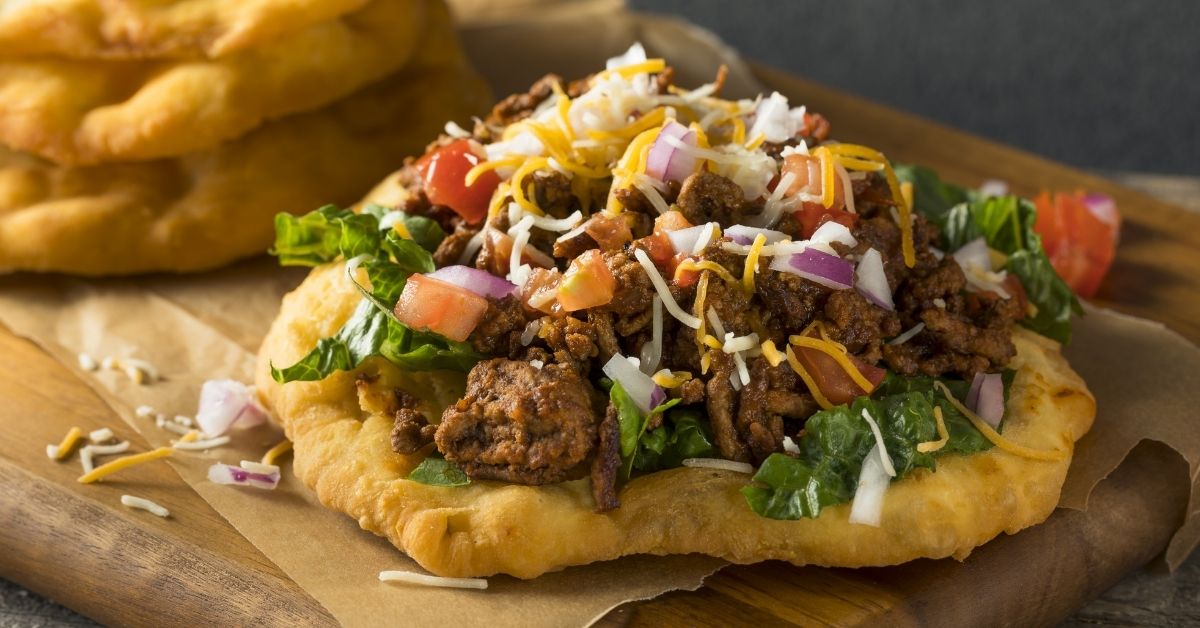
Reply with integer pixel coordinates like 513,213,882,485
629,0,1199,175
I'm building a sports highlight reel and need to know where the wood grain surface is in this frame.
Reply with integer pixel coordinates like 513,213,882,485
1,64,1197,628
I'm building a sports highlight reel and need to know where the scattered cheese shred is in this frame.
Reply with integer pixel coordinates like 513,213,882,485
262,439,293,466
682,458,754,473
652,370,693,388
465,156,522,186
379,571,488,590
788,335,876,394
120,495,169,518
814,146,836,209
605,58,666,79
760,340,784,367
88,427,114,443
47,427,83,461
509,157,550,215
741,233,767,293
917,407,950,453
785,346,833,410
633,249,701,329
78,447,173,484
827,143,915,267
674,259,738,286
933,382,1068,461
174,435,230,451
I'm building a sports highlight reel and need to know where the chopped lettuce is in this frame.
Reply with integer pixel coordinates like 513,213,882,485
742,375,996,520
408,455,470,487
608,381,683,480
896,165,1082,344
362,203,447,254
634,408,716,472
269,206,478,384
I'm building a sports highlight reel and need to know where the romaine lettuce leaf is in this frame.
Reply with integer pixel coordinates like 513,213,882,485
408,455,470,487
633,408,716,472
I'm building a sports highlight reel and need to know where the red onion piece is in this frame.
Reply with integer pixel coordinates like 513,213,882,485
770,248,853,290
602,353,664,414
952,237,991,272
809,221,858,248
725,225,789,246
965,372,984,411
427,265,517,299
855,248,893,310
645,121,697,183
975,373,1005,428
207,462,280,490
1081,193,1121,231
196,379,268,438
666,224,709,255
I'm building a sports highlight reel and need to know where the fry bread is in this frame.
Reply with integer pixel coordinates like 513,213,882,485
0,0,370,59
0,16,490,275
256,257,1095,579
0,0,430,165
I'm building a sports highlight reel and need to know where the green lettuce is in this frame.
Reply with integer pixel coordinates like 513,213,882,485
608,381,683,480
633,408,716,472
408,455,470,487
895,165,1082,344
741,375,996,520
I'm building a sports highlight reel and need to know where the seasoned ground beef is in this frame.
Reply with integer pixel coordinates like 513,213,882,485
600,248,655,320
433,224,479,268
527,170,576,219
705,352,750,462
391,409,436,455
757,268,828,333
471,296,529,356
735,358,785,463
676,171,746,226
538,314,603,372
823,290,901,363
590,404,621,512
436,359,598,484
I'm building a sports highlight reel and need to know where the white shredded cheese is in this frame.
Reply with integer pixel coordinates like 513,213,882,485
519,319,542,346
508,204,584,232
836,162,856,214
691,222,720,255
888,323,926,346
682,458,755,473
458,229,487,266
173,435,230,451
706,308,727,338
81,442,131,474
44,445,59,459
750,171,798,228
135,405,155,419
554,222,589,244
156,416,191,436
120,495,169,518
731,351,751,386
859,409,897,477
722,332,760,354
633,249,701,329
88,428,114,443
120,358,159,384
629,175,672,215
782,436,801,454
238,460,280,475
443,120,472,138
172,415,194,427
77,353,98,371
639,296,664,375
507,216,536,286
379,570,488,590
933,298,947,309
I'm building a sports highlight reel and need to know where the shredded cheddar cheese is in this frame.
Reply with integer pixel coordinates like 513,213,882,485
48,427,83,461
262,439,293,466
652,370,693,388
760,340,784,367
814,146,837,209
509,157,550,215
675,259,738,286
933,382,1068,461
465,156,523,186
702,334,724,350
741,233,767,293
917,407,950,453
78,447,173,484
603,58,666,79
788,335,876,393
785,346,833,410
587,107,667,141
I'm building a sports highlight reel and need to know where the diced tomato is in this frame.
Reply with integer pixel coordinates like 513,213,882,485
781,153,845,211
1033,190,1120,298
480,229,554,276
793,202,859,239
793,332,886,405
558,250,616,311
415,139,499,224
394,274,489,342
654,210,694,234
636,210,695,269
800,112,831,142
583,212,633,251
669,253,695,285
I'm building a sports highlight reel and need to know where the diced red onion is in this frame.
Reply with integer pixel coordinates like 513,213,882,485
809,221,858,248
427,265,517,299
602,353,665,414
724,225,789,246
770,248,853,290
848,442,890,527
975,373,1005,428
207,462,280,490
1081,192,1121,231
952,237,992,272
855,248,893,310
965,372,984,410
667,224,710,255
196,379,268,438
978,179,1009,198
645,121,697,183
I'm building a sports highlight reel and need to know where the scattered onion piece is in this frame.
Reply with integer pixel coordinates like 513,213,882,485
379,571,488,590
196,379,268,438
855,248,893,310
207,461,280,490
602,353,665,414
848,443,890,527
427,265,517,299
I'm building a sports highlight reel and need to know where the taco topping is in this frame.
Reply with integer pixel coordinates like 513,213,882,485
270,45,1081,522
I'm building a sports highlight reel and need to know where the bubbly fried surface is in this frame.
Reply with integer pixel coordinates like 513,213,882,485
256,262,1095,579
0,0,369,59
0,6,490,275
0,0,429,164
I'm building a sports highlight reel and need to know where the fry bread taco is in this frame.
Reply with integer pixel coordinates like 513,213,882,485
257,45,1095,579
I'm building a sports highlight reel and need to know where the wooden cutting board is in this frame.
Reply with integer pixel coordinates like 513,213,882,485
2,63,1197,628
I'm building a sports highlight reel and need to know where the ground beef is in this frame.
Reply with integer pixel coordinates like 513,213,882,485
391,409,436,455
471,296,529,356
919,308,1016,374
823,290,901,363
600,248,655,320
590,404,621,512
757,268,828,333
485,74,557,126
433,224,479,267
676,171,746,225
735,359,785,463
435,359,598,484
527,170,576,219
705,352,750,462
538,314,603,372
552,229,596,260
675,377,706,404
587,310,621,363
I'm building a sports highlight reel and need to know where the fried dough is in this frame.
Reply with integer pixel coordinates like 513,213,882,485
0,0,370,59
256,260,1096,579
0,10,490,275
0,0,430,165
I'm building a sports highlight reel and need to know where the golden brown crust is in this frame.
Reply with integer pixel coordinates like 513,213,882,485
0,0,428,164
0,0,371,60
256,262,1095,579
0,2,490,275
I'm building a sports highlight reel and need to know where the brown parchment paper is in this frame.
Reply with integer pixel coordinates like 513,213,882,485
1,8,1199,627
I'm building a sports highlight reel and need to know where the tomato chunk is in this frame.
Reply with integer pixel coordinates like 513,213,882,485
793,332,885,405
1033,190,1120,298
781,153,845,211
583,212,633,251
793,202,859,239
558,249,616,311
479,229,555,276
415,139,499,224
394,274,489,342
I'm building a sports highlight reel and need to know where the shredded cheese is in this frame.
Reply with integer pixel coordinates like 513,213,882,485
47,427,83,461
674,259,738,286
785,346,833,410
742,233,767,293
78,447,173,484
917,407,950,453
760,340,784,367
787,335,876,394
652,370,693,388
682,458,754,473
509,157,550,215
465,155,523,186
633,249,701,329
814,146,837,209
262,439,294,465
80,442,131,474
379,570,488,590
88,427,114,443
173,435,230,451
120,495,169,518
933,382,1068,461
